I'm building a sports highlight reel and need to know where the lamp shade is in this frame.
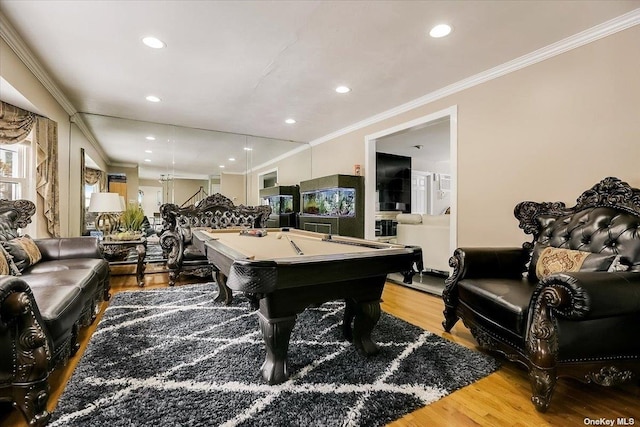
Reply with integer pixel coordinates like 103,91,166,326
88,192,124,213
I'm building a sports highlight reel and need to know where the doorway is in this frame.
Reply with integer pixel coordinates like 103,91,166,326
364,105,457,252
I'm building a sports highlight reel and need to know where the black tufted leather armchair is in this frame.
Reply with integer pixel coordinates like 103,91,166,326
442,177,640,412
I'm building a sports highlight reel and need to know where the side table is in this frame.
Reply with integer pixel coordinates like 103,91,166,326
101,236,147,287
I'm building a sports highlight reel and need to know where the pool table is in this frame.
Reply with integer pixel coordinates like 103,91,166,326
194,228,422,385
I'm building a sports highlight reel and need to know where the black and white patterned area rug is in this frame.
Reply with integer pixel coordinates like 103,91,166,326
123,241,165,263
51,284,499,426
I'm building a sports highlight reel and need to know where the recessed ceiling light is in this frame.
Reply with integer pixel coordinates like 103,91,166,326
145,149,152,153
219,165,225,168
142,36,166,49
146,136,156,141
145,95,161,102
335,86,351,94
244,147,253,151
429,24,452,38
228,157,236,161
285,118,296,124
144,159,151,162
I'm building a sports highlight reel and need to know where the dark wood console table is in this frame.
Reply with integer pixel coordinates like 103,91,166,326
101,237,147,287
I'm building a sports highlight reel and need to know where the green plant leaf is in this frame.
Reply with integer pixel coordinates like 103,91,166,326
120,204,145,231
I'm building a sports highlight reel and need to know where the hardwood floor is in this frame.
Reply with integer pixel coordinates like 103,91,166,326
2,266,639,426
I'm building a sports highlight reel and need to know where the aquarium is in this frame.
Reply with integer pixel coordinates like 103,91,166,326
262,195,294,214
302,188,356,217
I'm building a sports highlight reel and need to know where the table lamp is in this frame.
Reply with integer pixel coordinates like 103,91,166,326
88,192,124,236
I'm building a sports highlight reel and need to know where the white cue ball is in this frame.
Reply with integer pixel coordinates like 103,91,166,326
276,233,282,239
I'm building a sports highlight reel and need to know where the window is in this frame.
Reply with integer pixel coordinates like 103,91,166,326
0,132,36,235
84,182,99,209
0,134,33,200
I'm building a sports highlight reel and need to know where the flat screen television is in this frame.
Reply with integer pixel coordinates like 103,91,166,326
376,152,411,213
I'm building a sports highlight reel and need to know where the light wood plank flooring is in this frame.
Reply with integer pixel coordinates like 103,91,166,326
2,265,638,426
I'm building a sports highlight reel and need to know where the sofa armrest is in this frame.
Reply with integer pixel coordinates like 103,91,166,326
0,276,52,381
448,247,529,281
0,276,52,424
534,271,640,320
442,247,530,331
35,236,102,260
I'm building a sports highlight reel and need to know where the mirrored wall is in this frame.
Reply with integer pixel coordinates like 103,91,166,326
80,113,311,192
79,113,312,232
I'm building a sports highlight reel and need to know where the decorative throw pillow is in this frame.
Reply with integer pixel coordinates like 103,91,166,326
1,235,42,273
0,245,21,276
0,245,12,275
532,245,624,280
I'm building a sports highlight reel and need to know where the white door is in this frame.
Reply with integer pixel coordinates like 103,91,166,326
139,185,163,217
411,171,430,214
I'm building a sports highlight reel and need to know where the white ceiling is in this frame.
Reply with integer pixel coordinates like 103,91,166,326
1,1,638,179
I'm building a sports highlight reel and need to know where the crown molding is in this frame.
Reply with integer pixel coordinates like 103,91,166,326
0,11,109,163
109,161,138,169
70,113,109,161
0,13,76,115
309,8,640,148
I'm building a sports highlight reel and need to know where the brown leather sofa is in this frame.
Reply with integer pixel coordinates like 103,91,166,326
442,177,640,412
159,193,271,286
0,199,110,426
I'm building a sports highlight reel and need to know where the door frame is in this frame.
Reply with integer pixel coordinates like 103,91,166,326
363,105,458,257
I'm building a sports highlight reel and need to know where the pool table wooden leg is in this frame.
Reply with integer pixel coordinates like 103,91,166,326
257,312,296,385
136,243,146,287
214,271,233,305
352,299,381,355
343,300,355,342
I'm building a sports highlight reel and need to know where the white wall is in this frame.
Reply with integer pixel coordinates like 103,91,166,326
139,185,162,216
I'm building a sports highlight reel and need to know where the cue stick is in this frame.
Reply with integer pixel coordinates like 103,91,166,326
284,234,304,255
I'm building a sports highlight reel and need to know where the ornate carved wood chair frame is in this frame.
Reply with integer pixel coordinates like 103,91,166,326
442,177,640,412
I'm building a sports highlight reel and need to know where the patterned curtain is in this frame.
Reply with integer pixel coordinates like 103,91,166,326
85,168,107,192
35,117,60,237
85,168,101,185
0,101,35,144
0,101,60,237
99,172,107,192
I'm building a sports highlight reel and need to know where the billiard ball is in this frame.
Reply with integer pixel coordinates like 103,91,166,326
276,233,282,239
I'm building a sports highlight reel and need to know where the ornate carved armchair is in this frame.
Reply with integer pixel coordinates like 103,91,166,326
159,193,271,286
442,177,640,412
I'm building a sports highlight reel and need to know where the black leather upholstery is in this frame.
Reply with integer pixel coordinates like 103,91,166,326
458,278,535,336
442,177,640,412
36,236,103,260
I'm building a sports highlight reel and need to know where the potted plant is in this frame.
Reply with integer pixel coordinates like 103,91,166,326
113,204,145,240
